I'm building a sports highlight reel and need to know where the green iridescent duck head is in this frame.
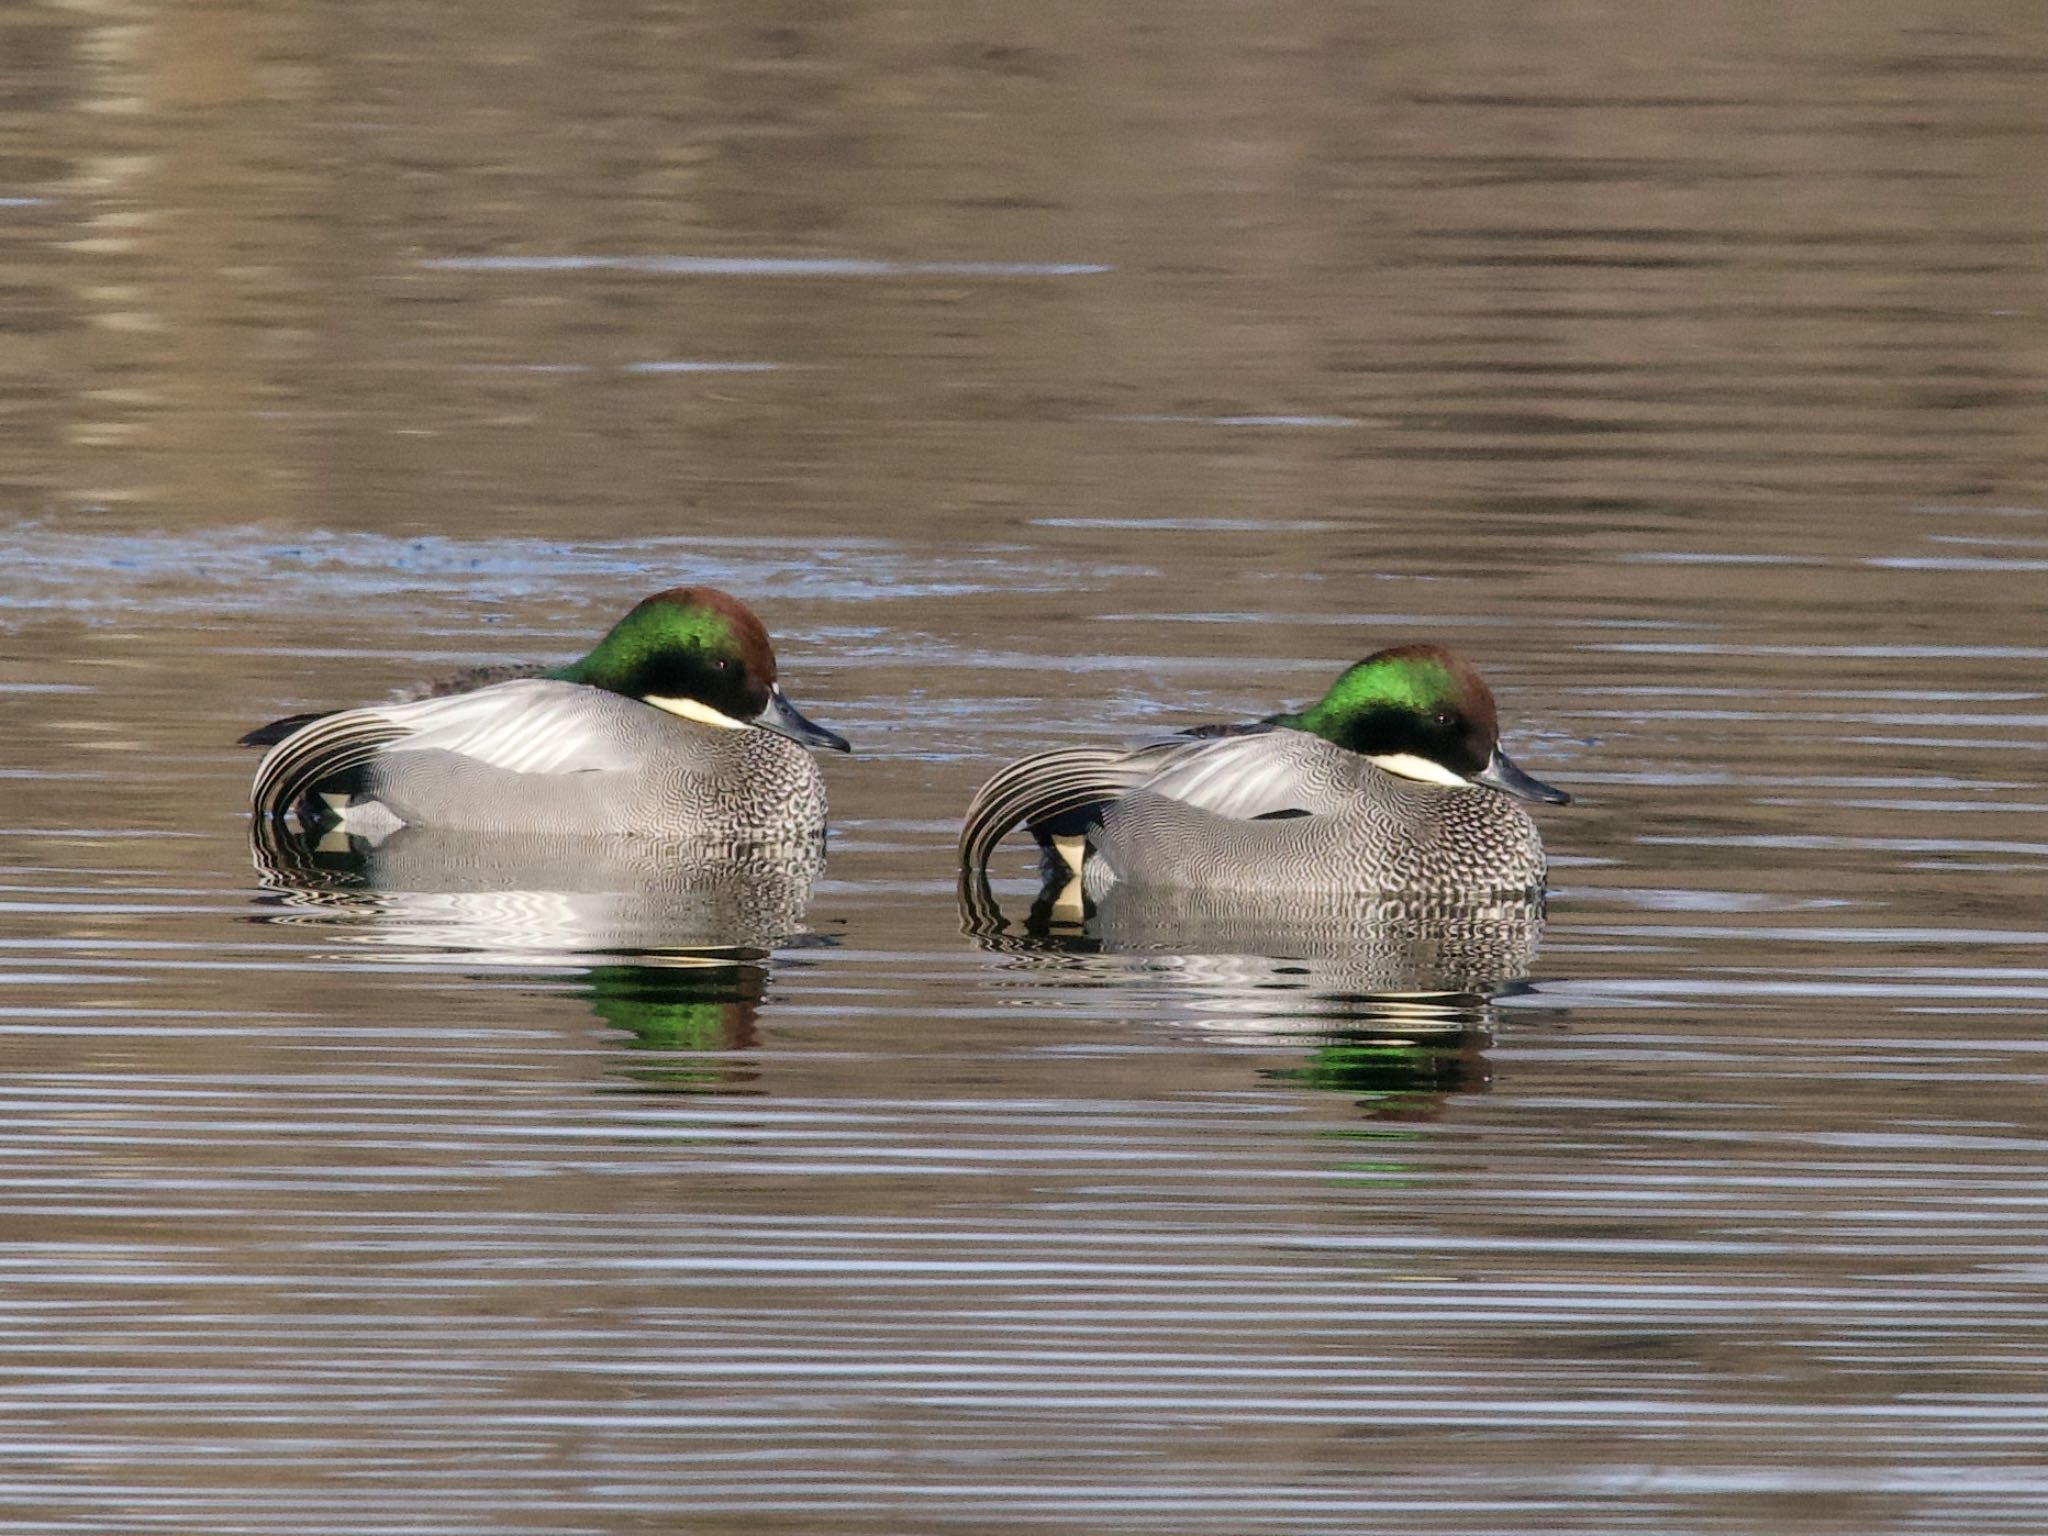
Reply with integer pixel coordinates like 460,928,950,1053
1275,644,1567,804
553,587,850,753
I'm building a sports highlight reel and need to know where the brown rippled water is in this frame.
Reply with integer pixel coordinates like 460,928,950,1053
4,3,2048,1532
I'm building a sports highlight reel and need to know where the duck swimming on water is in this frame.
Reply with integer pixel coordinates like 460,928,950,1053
245,587,848,846
958,644,1568,900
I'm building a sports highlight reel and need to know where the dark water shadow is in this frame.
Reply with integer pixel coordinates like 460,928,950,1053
250,823,833,1090
963,876,1545,1118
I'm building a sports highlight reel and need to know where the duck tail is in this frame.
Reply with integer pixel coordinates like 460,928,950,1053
250,708,408,824
957,746,1146,874
238,711,330,749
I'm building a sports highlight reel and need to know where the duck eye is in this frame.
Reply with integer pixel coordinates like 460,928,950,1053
1432,709,1450,726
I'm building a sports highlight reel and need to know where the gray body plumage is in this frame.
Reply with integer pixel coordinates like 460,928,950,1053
253,678,827,848
962,728,1546,898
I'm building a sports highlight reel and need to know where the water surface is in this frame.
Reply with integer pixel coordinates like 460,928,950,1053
3,3,2048,1532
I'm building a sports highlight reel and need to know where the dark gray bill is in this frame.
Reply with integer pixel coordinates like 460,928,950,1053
758,686,851,753
1473,746,1570,805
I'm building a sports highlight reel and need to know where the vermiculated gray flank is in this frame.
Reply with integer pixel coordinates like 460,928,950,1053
1086,731,1547,895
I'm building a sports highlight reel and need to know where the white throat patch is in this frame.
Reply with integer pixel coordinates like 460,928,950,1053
644,694,750,732
1367,752,1471,789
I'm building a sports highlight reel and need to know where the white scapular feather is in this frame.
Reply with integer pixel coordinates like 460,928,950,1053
371,679,642,775
252,679,648,819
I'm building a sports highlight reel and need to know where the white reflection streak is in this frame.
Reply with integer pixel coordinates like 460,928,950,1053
421,255,1112,277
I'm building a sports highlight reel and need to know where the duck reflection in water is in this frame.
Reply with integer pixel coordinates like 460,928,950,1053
251,820,829,1092
962,877,1542,1119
